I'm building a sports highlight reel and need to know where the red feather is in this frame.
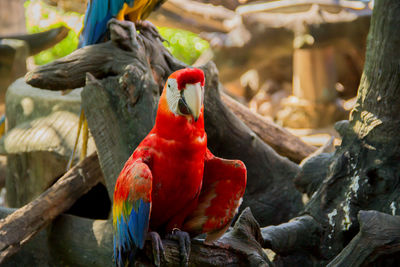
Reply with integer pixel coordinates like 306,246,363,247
176,68,205,90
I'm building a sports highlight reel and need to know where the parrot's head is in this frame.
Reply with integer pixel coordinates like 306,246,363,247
165,68,205,122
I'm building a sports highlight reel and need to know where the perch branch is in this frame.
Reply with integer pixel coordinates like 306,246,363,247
0,206,271,266
0,152,103,264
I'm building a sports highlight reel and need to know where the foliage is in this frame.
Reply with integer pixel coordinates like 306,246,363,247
159,27,209,65
25,0,82,65
24,0,209,66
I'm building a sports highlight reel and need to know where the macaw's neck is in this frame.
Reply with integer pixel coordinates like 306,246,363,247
153,94,205,143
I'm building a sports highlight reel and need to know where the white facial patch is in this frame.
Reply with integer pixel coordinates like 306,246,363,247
166,78,180,114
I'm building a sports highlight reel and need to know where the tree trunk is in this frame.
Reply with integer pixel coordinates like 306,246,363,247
271,0,400,265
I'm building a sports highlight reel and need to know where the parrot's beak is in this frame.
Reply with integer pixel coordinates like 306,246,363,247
183,82,203,121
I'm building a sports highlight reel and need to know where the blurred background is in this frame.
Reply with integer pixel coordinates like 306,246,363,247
0,0,372,207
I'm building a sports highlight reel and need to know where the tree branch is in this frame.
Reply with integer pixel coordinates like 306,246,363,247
1,207,270,266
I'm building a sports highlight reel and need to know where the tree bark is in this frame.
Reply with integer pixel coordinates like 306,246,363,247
0,152,103,264
266,0,400,265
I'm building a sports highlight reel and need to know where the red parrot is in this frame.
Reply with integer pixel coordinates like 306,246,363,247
112,68,246,266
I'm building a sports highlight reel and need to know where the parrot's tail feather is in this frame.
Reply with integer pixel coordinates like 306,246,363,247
114,243,138,267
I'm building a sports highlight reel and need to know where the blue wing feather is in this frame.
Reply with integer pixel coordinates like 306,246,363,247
128,199,151,248
114,199,151,266
79,0,136,47
113,160,152,267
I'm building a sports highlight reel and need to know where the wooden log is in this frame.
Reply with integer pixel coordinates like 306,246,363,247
0,152,103,263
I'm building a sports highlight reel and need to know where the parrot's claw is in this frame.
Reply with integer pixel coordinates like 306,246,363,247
136,20,166,43
147,231,167,267
166,229,191,267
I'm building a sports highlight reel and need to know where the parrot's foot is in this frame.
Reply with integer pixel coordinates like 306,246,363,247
166,229,191,267
147,231,167,267
136,20,166,43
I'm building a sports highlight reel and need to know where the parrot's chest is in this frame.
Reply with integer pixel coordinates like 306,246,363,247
149,139,206,228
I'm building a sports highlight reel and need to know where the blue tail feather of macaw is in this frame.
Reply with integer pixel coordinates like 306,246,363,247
79,0,135,47
113,198,150,267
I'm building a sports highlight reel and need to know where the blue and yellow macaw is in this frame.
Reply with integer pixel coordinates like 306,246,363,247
79,0,167,47
68,0,167,169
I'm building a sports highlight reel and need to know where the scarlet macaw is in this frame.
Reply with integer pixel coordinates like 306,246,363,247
113,68,247,266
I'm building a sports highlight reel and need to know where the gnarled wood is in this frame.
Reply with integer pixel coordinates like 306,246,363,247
1,207,271,266
328,210,400,267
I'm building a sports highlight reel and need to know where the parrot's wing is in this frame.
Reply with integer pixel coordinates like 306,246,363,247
183,149,247,243
79,0,135,47
113,160,152,266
